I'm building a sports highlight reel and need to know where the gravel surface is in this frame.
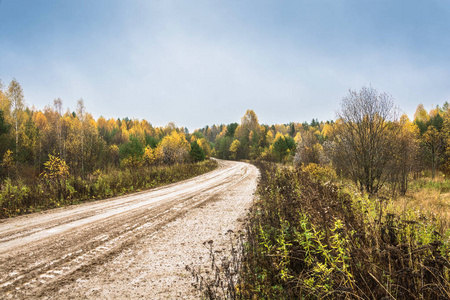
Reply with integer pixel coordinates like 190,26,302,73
0,160,258,299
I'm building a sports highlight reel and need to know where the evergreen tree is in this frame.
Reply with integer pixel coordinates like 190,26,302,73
189,140,205,162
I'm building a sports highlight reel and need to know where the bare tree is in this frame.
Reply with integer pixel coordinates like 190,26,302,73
332,86,398,195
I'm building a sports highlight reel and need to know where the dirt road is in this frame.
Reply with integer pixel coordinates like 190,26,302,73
0,160,259,299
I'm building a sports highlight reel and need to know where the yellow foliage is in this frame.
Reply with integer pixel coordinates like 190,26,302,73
41,154,69,179
121,156,143,169
321,123,333,138
1,149,14,170
414,103,430,122
197,138,212,157
274,124,287,135
301,163,337,182
294,132,302,144
266,130,274,144
215,127,227,142
274,132,285,141
33,111,48,131
229,139,241,160
160,131,190,164
143,146,156,166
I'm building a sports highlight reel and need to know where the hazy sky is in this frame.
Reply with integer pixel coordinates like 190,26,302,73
1,1,449,130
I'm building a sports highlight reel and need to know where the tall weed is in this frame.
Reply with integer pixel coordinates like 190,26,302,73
236,162,450,299
0,160,217,218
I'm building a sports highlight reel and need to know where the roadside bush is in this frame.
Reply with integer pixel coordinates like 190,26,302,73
0,160,217,219
237,162,450,299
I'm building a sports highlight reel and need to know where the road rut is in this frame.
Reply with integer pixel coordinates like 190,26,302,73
0,160,259,299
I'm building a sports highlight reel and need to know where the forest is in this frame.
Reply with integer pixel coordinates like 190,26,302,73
0,78,214,218
3,78,448,202
1,79,450,298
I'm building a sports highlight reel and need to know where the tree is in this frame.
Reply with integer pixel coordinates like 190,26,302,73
0,109,11,153
41,154,70,199
196,138,212,158
189,141,206,162
235,110,261,159
294,128,322,166
143,145,156,167
421,125,444,179
226,123,239,137
389,115,419,195
7,79,25,157
215,136,233,159
272,133,296,162
229,139,241,160
159,130,190,165
54,98,63,158
41,154,70,180
1,149,14,178
332,86,398,194
77,99,86,173
413,105,446,178
119,135,145,167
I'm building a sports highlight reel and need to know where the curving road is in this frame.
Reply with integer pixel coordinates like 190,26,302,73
0,160,259,299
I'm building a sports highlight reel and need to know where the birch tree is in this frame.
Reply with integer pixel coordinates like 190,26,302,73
77,99,86,174
7,79,24,156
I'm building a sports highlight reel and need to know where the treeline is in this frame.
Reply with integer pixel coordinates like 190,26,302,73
197,86,449,196
0,79,211,180
0,78,214,217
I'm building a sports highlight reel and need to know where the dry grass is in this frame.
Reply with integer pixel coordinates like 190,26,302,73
391,176,450,231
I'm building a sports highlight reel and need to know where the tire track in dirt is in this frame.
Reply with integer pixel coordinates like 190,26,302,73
0,160,257,299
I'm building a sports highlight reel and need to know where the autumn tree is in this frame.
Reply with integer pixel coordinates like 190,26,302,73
33,110,48,172
143,145,158,167
41,154,70,199
235,110,261,159
332,86,398,194
389,115,419,195
54,98,63,157
414,105,445,178
7,79,25,159
77,99,86,174
159,130,190,165
229,139,241,160
0,109,11,161
294,128,322,166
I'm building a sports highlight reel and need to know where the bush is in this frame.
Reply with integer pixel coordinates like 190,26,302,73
237,162,450,299
0,160,218,219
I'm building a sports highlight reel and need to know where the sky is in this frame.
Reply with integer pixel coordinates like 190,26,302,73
1,0,449,131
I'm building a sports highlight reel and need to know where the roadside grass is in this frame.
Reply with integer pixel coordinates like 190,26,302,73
0,160,218,219
192,162,450,299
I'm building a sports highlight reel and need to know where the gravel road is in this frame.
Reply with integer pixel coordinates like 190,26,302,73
0,160,259,299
